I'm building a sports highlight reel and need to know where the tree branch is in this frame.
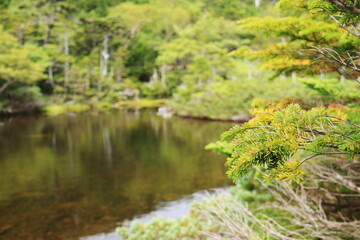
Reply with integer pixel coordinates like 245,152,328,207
330,15,360,39
327,0,360,14
0,81,12,94
297,152,348,169
313,115,360,128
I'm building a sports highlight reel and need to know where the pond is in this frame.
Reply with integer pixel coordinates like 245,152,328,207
0,110,233,240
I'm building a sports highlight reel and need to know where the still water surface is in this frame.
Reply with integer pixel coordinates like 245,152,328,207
0,110,233,239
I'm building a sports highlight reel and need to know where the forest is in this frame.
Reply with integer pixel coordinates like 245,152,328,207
0,0,359,239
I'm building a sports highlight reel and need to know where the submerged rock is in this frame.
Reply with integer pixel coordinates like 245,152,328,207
157,106,173,119
231,114,250,122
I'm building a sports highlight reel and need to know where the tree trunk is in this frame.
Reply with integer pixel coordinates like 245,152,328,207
17,24,25,45
99,33,110,91
161,65,167,88
64,30,70,91
255,0,261,8
48,64,54,86
101,32,110,78
0,81,12,94
151,68,159,83
44,7,56,46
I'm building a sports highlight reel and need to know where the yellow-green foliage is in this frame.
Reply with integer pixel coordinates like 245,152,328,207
171,78,315,120
298,77,360,101
43,99,166,115
231,0,360,77
308,0,360,25
0,26,47,88
222,104,360,182
43,104,91,116
113,99,166,109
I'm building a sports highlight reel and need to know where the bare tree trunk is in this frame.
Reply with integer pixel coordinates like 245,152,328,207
44,7,56,46
87,67,92,90
101,33,109,78
64,30,70,92
98,51,102,92
0,81,12,94
99,32,110,92
151,67,159,83
48,63,54,86
255,0,261,8
161,65,167,88
17,24,25,45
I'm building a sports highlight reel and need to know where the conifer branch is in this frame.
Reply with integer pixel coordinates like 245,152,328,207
313,115,360,128
330,15,360,39
297,152,348,169
327,0,360,14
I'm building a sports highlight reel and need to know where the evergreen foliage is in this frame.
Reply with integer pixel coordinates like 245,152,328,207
232,0,360,79
221,104,360,182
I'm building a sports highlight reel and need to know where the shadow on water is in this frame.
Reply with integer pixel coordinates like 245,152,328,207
0,110,233,239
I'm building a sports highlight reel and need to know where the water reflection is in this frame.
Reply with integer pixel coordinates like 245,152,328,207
0,110,233,239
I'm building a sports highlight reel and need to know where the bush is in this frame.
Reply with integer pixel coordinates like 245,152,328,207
170,78,316,120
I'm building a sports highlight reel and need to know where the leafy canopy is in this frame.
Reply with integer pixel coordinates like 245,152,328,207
0,26,47,93
231,0,360,78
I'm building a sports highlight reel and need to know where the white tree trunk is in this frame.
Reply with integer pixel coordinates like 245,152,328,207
17,24,25,45
161,65,167,88
64,30,70,91
151,68,159,82
48,65,54,86
255,0,261,8
101,33,110,78
99,33,110,91
44,8,56,46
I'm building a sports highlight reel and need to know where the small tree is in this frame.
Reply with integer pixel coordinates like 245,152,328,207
220,0,360,182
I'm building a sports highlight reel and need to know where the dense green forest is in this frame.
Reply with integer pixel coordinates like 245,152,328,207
0,0,274,115
1,0,360,239
1,0,357,117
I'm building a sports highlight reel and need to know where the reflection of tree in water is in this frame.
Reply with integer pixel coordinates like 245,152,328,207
0,110,232,239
